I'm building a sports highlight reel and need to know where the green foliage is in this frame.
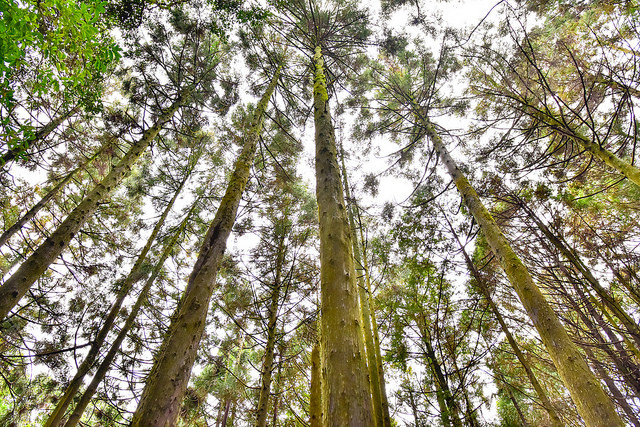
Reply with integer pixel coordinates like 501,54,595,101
0,0,120,159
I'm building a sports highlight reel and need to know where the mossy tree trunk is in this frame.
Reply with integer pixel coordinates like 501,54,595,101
255,234,285,427
0,144,105,249
339,148,385,427
0,92,187,321
522,202,640,350
447,220,564,427
421,119,624,426
63,205,195,427
312,45,373,425
130,66,281,426
310,342,323,427
43,154,193,427
357,222,392,427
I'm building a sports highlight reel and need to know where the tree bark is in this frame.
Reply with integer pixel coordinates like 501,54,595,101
0,94,187,321
63,206,194,427
255,235,285,427
43,154,193,427
310,342,322,427
420,119,623,426
358,223,392,427
340,147,384,427
0,145,105,248
130,66,281,427
583,345,640,427
447,221,564,427
521,202,640,351
312,45,373,426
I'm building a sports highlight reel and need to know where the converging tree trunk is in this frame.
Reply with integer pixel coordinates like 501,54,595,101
0,93,188,321
64,205,195,427
43,159,194,427
130,65,281,426
520,201,640,351
419,117,623,426
310,341,322,427
451,226,563,427
255,234,285,427
312,45,373,425
340,147,385,427
0,144,106,248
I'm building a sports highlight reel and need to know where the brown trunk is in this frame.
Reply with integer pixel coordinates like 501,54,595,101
0,94,187,320
416,117,623,425
63,206,194,427
310,342,323,427
220,400,232,427
43,161,192,427
255,235,285,427
0,144,106,248
445,215,564,427
339,147,384,426
312,45,373,425
130,66,281,426
415,316,462,427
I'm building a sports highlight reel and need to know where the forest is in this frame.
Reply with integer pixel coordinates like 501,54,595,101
0,0,639,425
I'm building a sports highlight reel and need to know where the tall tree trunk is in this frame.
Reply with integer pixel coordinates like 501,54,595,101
43,161,192,427
416,316,462,427
420,119,624,426
357,221,392,427
130,66,281,426
339,147,384,427
500,374,530,427
255,235,285,427
583,345,640,427
63,206,194,427
566,276,640,399
310,342,322,427
0,144,106,248
0,93,187,320
220,400,232,427
312,45,373,425
446,218,563,427
521,201,640,350
1,106,81,169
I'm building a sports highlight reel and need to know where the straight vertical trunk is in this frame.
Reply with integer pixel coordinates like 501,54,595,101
312,45,373,425
0,94,187,320
255,235,285,427
421,119,623,426
0,145,105,248
416,316,462,427
43,163,192,427
63,207,194,427
339,149,384,427
310,342,323,427
131,66,281,426
358,223,392,427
